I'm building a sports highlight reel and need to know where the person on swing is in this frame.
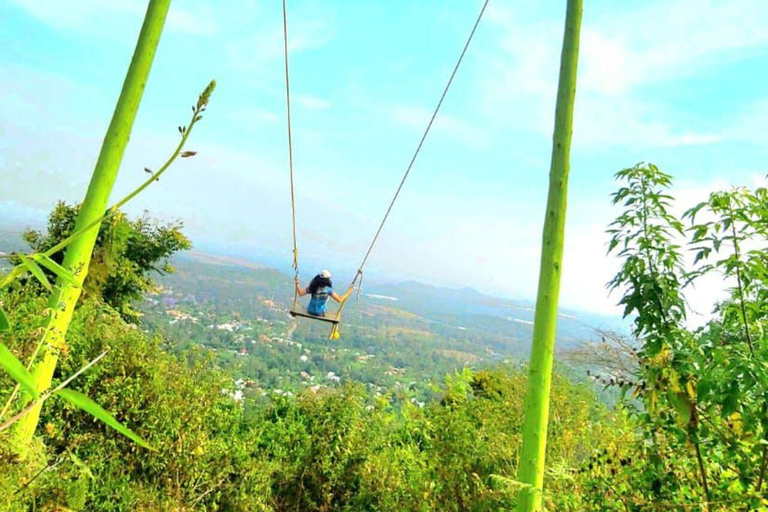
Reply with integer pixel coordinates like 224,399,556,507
294,270,354,317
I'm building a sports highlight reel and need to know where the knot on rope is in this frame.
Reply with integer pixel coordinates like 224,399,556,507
355,269,364,299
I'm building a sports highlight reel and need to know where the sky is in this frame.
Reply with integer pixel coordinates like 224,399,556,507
0,0,766,317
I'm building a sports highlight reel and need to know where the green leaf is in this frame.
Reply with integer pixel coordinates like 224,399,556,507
68,451,94,480
0,342,39,399
0,307,9,332
56,389,154,450
17,253,52,291
489,474,537,491
31,254,79,288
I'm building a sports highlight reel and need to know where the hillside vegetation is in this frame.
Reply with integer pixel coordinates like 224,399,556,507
1,164,766,511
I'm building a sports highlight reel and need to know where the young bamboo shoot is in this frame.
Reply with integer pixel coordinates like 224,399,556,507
516,0,583,510
15,0,172,448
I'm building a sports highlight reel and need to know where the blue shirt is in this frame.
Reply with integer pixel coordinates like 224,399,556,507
308,286,333,315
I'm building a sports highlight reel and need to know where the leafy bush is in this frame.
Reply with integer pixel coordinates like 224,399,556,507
1,286,616,511
20,202,190,321
576,164,768,511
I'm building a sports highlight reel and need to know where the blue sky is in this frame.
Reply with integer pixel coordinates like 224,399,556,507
1,0,766,316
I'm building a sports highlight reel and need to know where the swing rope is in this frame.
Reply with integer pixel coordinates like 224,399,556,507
330,0,490,339
282,0,490,337
350,0,490,285
282,0,299,308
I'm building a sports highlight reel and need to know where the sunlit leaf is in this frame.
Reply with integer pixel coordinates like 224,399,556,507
32,254,79,288
17,253,52,291
0,342,39,399
56,389,154,450
0,307,9,332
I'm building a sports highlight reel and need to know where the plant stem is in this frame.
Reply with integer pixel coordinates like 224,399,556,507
0,310,59,421
639,172,672,332
727,201,754,357
0,88,209,419
0,351,108,433
757,443,767,496
516,0,583,510
40,107,202,262
0,100,204,292
14,0,171,450
694,440,712,512
14,456,63,496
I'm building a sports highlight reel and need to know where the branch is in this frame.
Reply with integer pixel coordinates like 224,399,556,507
0,80,216,290
0,350,108,433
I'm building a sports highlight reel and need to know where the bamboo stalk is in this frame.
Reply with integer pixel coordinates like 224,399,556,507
516,0,583,510
15,0,172,448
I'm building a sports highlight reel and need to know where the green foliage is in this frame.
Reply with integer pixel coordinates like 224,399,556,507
22,202,191,321
0,342,39,400
55,389,154,451
1,286,615,511
7,158,760,511
16,253,53,292
588,163,768,511
0,308,9,332
608,163,686,344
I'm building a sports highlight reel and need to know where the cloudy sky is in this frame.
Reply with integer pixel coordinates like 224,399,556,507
0,0,766,317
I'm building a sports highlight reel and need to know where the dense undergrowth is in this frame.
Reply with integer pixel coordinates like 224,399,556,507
1,288,618,511
2,165,766,511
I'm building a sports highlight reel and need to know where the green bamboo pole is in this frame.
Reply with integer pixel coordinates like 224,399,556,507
16,0,172,447
516,0,583,510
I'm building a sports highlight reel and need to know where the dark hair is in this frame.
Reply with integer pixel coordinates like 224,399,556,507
308,274,333,295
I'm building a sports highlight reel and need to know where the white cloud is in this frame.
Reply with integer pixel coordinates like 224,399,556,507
388,105,489,149
295,95,331,110
224,106,280,129
3,0,765,320
225,16,336,73
727,99,768,145
7,0,218,37
582,0,768,92
481,0,768,149
166,3,218,36
573,93,724,149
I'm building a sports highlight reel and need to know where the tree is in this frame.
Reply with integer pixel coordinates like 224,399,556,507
22,202,190,320
588,163,768,511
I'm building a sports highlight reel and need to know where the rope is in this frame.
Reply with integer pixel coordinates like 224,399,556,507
283,0,489,337
351,0,490,283
330,0,490,340
282,0,299,307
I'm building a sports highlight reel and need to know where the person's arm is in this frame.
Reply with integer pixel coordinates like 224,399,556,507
295,277,309,297
330,285,354,303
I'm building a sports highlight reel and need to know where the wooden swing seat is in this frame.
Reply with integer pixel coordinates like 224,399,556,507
289,308,340,324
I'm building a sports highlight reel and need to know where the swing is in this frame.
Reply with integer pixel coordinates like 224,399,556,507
281,0,489,338
288,308,340,325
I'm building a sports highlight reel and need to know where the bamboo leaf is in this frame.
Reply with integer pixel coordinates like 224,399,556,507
490,474,537,490
0,342,39,399
32,254,79,288
0,307,9,332
17,253,52,291
56,389,154,450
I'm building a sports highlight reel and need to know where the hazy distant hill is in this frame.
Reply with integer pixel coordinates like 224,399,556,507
0,229,28,271
162,252,626,357
0,223,626,357
0,229,28,254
